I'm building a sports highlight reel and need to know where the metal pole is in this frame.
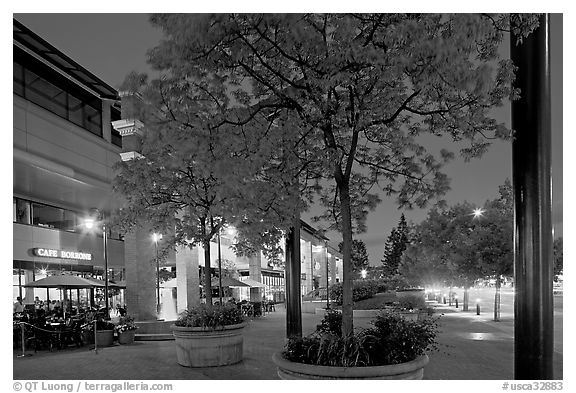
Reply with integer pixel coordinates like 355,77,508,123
511,14,553,380
325,241,330,309
18,322,26,357
94,319,98,354
103,221,109,319
285,219,302,338
217,229,223,304
155,240,160,315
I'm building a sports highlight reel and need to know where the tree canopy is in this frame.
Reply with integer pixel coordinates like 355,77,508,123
400,179,514,287
116,13,539,335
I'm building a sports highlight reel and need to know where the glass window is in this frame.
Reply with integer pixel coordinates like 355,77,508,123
32,203,64,229
62,210,77,232
24,69,67,118
84,102,102,136
13,62,24,96
67,93,84,128
13,198,31,224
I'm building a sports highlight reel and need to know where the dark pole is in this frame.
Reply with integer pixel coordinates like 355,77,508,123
217,229,223,304
511,14,554,380
155,239,160,315
102,220,109,319
285,219,302,338
325,240,330,309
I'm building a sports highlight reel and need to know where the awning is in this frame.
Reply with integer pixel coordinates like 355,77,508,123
23,275,101,289
239,278,267,288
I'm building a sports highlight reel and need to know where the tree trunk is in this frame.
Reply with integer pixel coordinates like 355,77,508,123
494,276,501,321
463,287,469,311
338,181,354,337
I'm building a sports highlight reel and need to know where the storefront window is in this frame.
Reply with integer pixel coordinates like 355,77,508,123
13,198,31,224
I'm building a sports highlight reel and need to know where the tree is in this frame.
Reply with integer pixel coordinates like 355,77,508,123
338,239,369,276
381,213,409,275
144,13,539,336
400,179,514,316
113,74,300,310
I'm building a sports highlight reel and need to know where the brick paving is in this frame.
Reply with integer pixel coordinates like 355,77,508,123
13,303,563,380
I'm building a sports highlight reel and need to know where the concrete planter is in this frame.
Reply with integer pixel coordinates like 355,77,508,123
95,330,114,347
171,323,246,367
118,330,136,345
272,352,429,380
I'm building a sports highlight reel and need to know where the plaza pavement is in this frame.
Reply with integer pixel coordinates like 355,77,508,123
12,301,563,380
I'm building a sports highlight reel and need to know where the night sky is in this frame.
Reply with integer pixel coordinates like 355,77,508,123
13,13,564,265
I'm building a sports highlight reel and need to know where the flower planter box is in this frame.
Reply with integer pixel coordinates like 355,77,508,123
95,330,114,347
118,330,136,345
272,352,429,380
171,322,246,367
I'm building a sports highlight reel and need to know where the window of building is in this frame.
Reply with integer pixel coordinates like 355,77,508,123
13,198,31,224
110,106,122,148
13,49,103,139
32,202,66,229
13,62,24,96
14,197,123,240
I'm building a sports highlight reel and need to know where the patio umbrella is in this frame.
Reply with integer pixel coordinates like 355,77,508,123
210,277,250,288
23,275,102,289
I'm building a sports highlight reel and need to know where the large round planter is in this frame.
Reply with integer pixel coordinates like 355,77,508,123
272,352,429,380
171,322,246,367
95,330,114,347
118,330,136,345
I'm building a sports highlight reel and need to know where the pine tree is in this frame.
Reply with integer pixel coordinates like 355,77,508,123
381,214,409,275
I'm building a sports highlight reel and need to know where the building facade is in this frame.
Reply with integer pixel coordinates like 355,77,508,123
13,19,342,320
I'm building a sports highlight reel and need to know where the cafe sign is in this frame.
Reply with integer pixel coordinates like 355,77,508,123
32,248,92,261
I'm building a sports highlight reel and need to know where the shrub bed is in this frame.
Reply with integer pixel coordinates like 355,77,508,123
329,280,378,305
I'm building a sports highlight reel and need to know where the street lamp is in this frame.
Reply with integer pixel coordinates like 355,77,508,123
217,227,223,304
84,209,109,318
361,269,367,279
152,233,162,316
324,240,330,310
473,207,485,219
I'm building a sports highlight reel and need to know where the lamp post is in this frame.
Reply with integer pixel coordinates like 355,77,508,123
84,209,109,318
217,228,223,304
324,240,330,310
152,233,162,316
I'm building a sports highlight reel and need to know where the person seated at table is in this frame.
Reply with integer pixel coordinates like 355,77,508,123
227,297,237,304
34,296,43,310
116,304,127,316
14,297,25,313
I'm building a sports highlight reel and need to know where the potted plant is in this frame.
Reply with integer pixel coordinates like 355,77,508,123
94,319,115,347
272,310,438,379
171,303,246,367
115,315,138,345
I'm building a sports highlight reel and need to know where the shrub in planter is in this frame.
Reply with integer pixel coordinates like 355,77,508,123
172,304,246,367
174,303,244,328
275,310,438,379
114,315,138,345
329,280,379,305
